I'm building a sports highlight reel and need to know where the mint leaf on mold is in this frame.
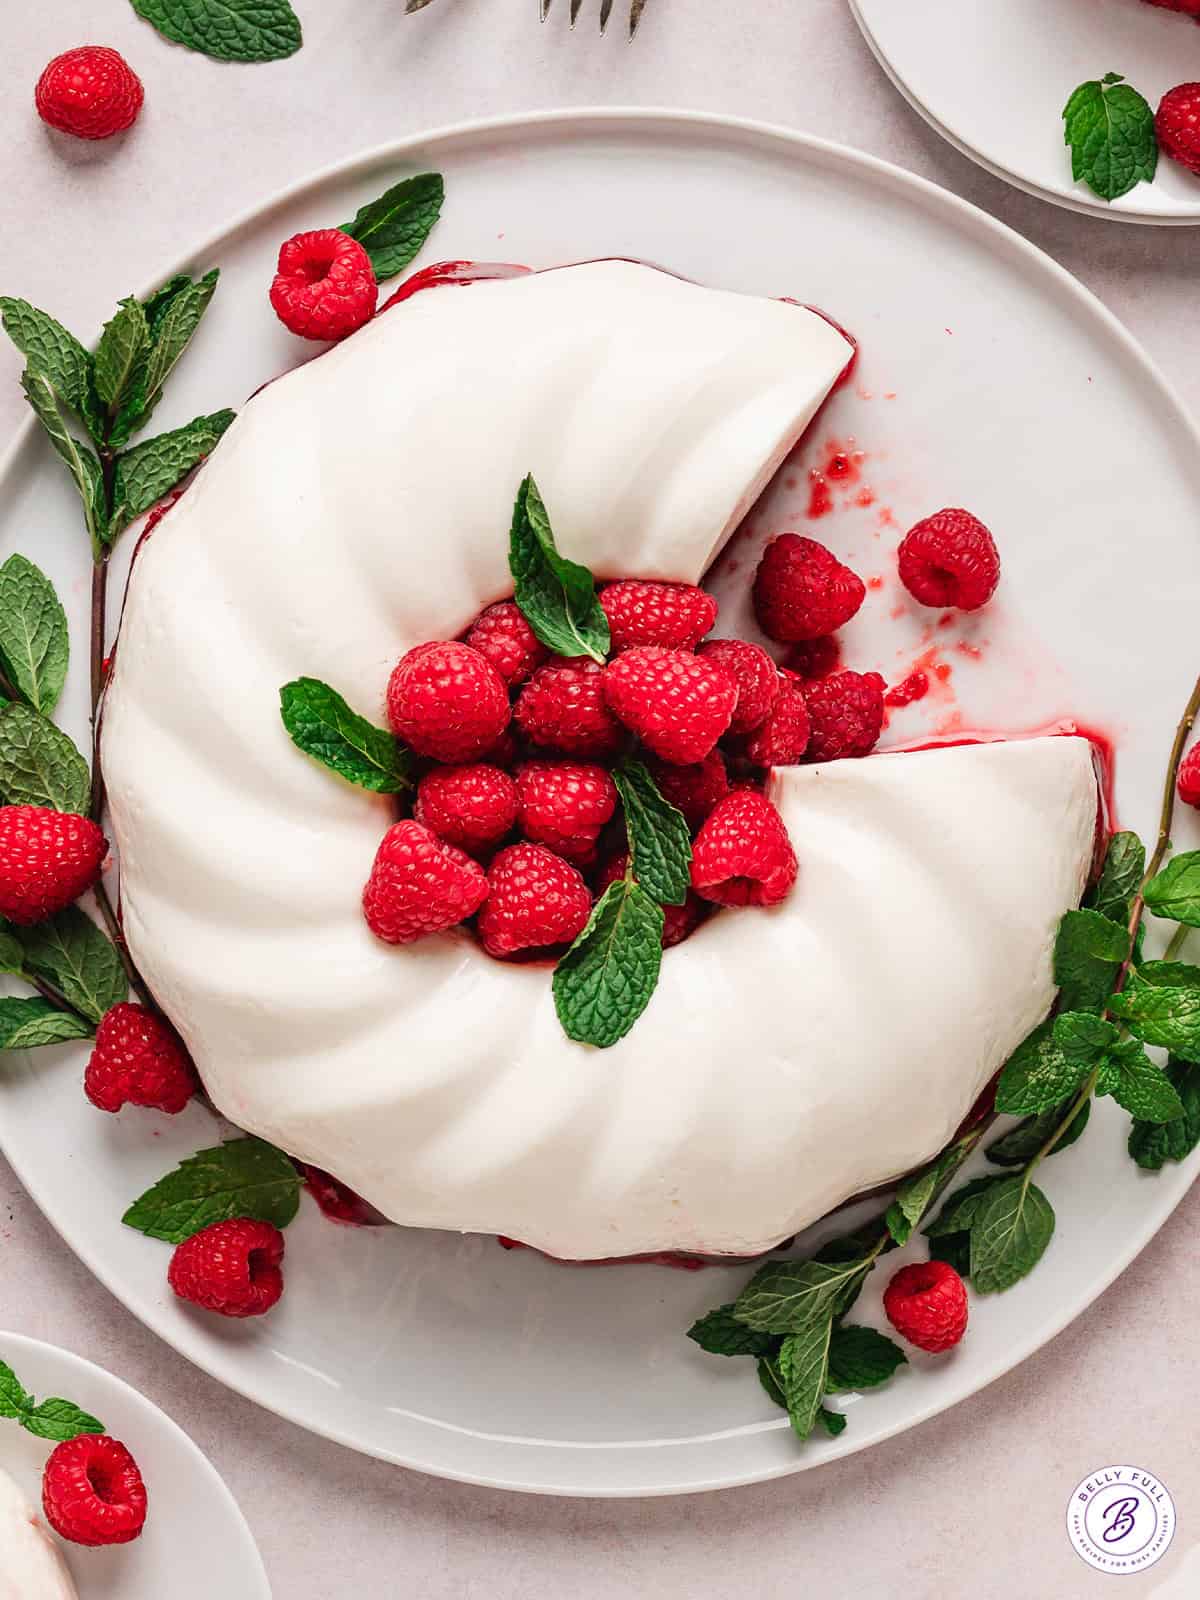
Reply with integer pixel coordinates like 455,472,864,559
108,409,234,538
732,1254,873,1335
15,908,128,1025
552,879,663,1049
613,759,691,907
343,174,445,282
826,1325,907,1393
280,678,412,794
1109,962,1200,1061
94,298,150,414
20,369,107,550
130,0,302,62
987,1096,1091,1166
1144,852,1200,929
686,1304,780,1358
0,1360,103,1442
1063,72,1158,203
0,702,90,815
0,299,103,441
885,1145,964,1246
777,1317,834,1442
1086,830,1146,926
1129,1059,1200,1169
0,997,93,1050
122,1136,303,1244
969,1176,1055,1294
996,1019,1084,1116
509,474,610,664
0,554,69,716
1053,908,1128,1014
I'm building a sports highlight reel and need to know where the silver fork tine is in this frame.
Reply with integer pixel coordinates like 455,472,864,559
540,0,552,20
570,0,585,22
599,0,614,30
628,0,647,35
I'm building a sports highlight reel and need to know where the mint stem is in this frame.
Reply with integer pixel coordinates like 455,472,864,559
1163,923,1191,963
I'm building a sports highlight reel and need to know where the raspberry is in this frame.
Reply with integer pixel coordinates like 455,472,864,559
362,820,488,944
743,676,811,766
387,640,510,763
477,842,591,956
0,805,106,925
1145,0,1200,13
464,600,549,687
883,1259,969,1353
168,1218,285,1319
596,852,706,946
1178,746,1200,808
690,790,798,907
897,509,1000,611
41,1435,147,1548
599,580,718,653
1156,82,1200,174
35,46,143,140
414,764,518,855
603,646,737,765
645,750,729,830
786,634,842,680
269,229,377,342
514,656,624,760
753,534,866,642
515,761,618,863
802,670,885,762
84,1003,196,1115
696,638,779,734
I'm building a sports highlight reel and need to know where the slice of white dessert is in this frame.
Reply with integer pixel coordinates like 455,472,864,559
103,259,1095,1259
0,1467,76,1600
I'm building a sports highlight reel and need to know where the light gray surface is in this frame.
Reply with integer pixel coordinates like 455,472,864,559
2,1,1198,1594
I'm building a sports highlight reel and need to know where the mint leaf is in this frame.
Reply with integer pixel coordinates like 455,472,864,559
0,926,25,974
1053,1009,1119,1067
1129,1059,1200,1169
509,474,610,664
757,1354,786,1410
987,1096,1091,1166
0,998,93,1050
885,1145,964,1246
94,297,150,412
826,1325,907,1392
924,1176,1002,1239
15,908,127,1024
1144,851,1200,929
1102,1040,1184,1123
1086,830,1146,926
343,173,444,281
130,0,302,61
970,1176,1055,1294
777,1317,833,1442
1053,908,1128,1014
0,298,103,441
686,1304,780,1358
0,554,69,716
280,678,411,794
929,1231,972,1276
552,879,663,1048
0,1360,33,1418
108,410,234,538
1110,962,1200,1061
21,1397,105,1443
1063,73,1158,202
111,270,220,448
996,1019,1084,1115
20,369,107,549
143,275,194,332
817,1407,847,1438
613,759,691,906
732,1255,873,1334
0,702,90,814
122,1136,302,1243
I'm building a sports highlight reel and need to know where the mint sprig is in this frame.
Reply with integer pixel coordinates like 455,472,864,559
343,173,445,282
613,759,691,906
94,299,150,416
108,410,234,538
1085,829,1145,926
13,908,128,1025
776,1317,833,1441
0,701,91,815
686,1304,779,1358
986,1097,1091,1167
1143,852,1200,928
0,298,104,442
1129,1059,1200,1169
279,678,411,794
123,1136,303,1243
131,0,302,62
1053,908,1128,1014
552,878,663,1049
825,1325,907,1392
509,474,610,664
1063,72,1158,203
0,554,69,716
0,997,93,1049
0,1359,104,1443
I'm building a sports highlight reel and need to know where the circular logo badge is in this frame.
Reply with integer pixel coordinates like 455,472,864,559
1066,1466,1176,1574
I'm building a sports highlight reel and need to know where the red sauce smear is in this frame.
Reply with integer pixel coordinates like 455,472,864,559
884,670,929,708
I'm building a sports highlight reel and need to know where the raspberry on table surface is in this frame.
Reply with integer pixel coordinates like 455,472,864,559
35,46,143,140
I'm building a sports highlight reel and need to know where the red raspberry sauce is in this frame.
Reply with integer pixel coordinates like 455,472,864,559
884,670,929,708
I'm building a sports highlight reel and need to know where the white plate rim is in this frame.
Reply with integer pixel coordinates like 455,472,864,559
0,105,1197,1496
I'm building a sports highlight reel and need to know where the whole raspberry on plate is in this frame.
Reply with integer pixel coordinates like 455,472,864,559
645,749,729,830
515,761,618,863
85,1002,196,1115
690,790,797,907
414,764,519,855
387,640,510,763
1156,82,1200,175
752,533,866,642
42,1434,147,1547
897,508,1000,611
514,656,624,760
478,842,592,956
0,804,106,925
363,820,489,944
464,600,549,687
603,645,737,764
1178,745,1200,808
596,851,706,947
599,579,718,653
269,228,378,342
883,1259,969,1352
743,675,811,766
168,1218,285,1319
802,669,886,762
696,638,778,734
35,46,143,140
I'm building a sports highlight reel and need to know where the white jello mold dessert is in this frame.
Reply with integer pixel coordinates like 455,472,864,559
102,259,1097,1259
0,1465,76,1600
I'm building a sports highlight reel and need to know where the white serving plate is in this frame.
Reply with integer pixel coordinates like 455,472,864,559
0,1332,269,1598
851,0,1200,223
1,109,1198,1496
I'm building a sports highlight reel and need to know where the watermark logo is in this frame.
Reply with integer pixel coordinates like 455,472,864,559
1066,1466,1176,1574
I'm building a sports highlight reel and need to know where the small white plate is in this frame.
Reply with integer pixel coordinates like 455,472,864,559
1,109,1199,1496
851,0,1200,223
0,1332,269,1598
